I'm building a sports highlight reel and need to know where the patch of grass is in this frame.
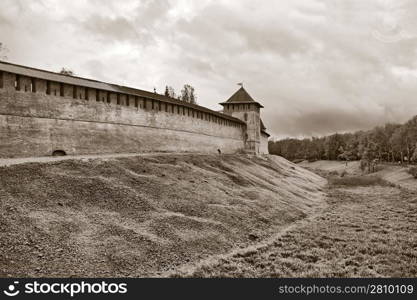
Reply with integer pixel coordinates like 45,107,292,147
173,186,416,278
329,176,390,187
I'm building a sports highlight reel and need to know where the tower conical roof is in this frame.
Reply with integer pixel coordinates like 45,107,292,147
225,87,256,103
220,87,263,107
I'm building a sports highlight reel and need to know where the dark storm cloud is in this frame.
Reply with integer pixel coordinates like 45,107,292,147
1,0,417,138
269,109,384,138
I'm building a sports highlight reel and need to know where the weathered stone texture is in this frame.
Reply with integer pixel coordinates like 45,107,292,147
260,133,269,154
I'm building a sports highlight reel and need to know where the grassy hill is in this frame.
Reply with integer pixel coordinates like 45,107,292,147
0,154,325,277
175,160,417,277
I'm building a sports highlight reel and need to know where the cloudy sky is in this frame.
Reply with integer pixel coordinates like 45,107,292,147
1,0,417,138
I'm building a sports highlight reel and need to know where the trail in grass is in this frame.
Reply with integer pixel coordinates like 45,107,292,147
164,201,328,278
172,182,417,277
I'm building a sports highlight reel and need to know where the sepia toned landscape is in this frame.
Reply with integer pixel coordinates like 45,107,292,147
0,153,416,278
0,0,416,284
0,154,326,277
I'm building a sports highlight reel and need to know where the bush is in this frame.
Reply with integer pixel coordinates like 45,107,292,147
408,167,417,179
330,176,390,187
292,159,305,164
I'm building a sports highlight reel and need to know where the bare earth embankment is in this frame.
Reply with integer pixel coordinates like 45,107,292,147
0,154,325,277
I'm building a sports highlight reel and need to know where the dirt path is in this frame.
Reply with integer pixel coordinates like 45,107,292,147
165,199,328,277
172,181,417,277
0,152,195,167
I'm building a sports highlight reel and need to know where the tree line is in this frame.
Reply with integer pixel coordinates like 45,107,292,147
269,115,417,163
0,42,8,60
164,84,197,104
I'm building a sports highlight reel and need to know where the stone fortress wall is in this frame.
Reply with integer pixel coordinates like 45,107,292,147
0,61,247,158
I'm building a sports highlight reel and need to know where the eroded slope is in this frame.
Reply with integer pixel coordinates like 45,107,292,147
0,154,325,277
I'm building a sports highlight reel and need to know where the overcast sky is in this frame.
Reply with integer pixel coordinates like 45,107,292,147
1,0,417,138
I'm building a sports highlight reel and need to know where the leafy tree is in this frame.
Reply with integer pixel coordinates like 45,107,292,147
59,68,75,76
404,116,417,162
180,84,197,104
385,123,401,162
390,126,407,163
0,42,8,60
324,133,345,160
411,143,417,162
164,86,176,98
